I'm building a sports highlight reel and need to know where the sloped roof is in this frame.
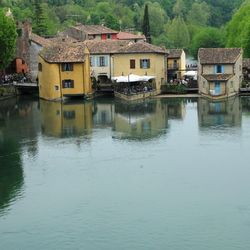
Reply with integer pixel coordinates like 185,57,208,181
198,48,242,64
84,40,131,54
30,33,51,47
202,74,233,81
117,42,167,54
243,58,250,69
168,49,183,58
74,24,118,35
117,31,145,40
39,40,86,63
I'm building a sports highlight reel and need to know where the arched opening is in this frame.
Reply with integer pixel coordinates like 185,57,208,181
5,58,28,75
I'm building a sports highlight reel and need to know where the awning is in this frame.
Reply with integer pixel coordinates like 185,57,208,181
112,74,155,83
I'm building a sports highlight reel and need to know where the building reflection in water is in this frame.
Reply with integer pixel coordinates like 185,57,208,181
93,98,115,128
161,98,191,120
40,100,93,138
241,96,250,114
0,97,40,215
198,97,242,128
113,99,168,140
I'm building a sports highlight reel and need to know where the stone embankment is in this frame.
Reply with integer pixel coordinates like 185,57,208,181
0,85,16,101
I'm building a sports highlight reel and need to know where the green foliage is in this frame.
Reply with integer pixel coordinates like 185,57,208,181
187,2,210,27
142,4,151,43
161,84,187,94
166,16,190,49
0,9,17,71
226,1,250,57
145,2,168,37
191,27,225,58
0,0,247,53
32,1,49,36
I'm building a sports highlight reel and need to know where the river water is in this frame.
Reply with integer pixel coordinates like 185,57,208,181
0,96,250,250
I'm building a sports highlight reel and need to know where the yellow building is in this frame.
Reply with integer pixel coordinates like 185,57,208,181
38,40,92,101
112,42,168,94
167,49,186,80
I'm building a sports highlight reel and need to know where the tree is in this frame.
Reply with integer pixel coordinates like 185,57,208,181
187,2,210,27
0,9,17,71
145,2,168,37
33,0,48,36
226,1,250,57
191,27,225,58
166,16,190,49
142,4,151,43
173,0,186,17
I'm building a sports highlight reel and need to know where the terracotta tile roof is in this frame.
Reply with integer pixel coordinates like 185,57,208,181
75,24,118,35
117,42,168,54
117,31,145,41
167,49,183,58
198,48,242,64
30,33,51,47
48,36,78,43
202,74,233,81
84,40,131,54
39,40,87,63
243,58,250,69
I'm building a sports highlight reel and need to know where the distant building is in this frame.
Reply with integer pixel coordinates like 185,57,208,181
112,42,168,93
38,39,92,100
117,31,146,43
5,21,32,75
243,58,250,82
62,24,118,41
198,48,243,99
84,40,130,84
167,49,186,80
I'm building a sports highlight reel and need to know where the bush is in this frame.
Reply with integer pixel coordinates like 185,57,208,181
161,84,187,94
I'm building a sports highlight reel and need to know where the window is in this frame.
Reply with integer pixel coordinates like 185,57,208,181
38,63,42,72
55,85,59,91
140,59,150,69
22,59,25,65
63,111,75,120
107,34,111,39
215,65,224,74
62,79,74,88
98,56,108,67
130,59,135,69
90,56,95,67
61,63,73,71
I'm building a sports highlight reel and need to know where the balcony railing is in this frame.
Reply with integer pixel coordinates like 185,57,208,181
168,63,179,70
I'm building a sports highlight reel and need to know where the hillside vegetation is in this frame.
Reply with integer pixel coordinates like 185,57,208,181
1,0,250,57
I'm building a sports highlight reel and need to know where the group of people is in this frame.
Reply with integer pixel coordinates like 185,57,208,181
186,64,197,69
169,78,189,86
0,73,30,84
115,83,153,95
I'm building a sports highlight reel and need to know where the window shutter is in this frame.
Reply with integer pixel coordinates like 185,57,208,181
214,65,217,74
104,56,108,66
221,65,224,73
72,80,74,88
140,59,143,68
96,57,99,67
62,64,65,72
148,59,150,68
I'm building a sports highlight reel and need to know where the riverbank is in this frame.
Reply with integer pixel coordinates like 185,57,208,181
0,85,16,101
155,94,200,98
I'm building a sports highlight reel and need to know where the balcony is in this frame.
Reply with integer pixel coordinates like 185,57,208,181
167,63,179,70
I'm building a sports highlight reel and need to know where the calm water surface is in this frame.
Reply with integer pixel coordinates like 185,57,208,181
1,96,250,250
